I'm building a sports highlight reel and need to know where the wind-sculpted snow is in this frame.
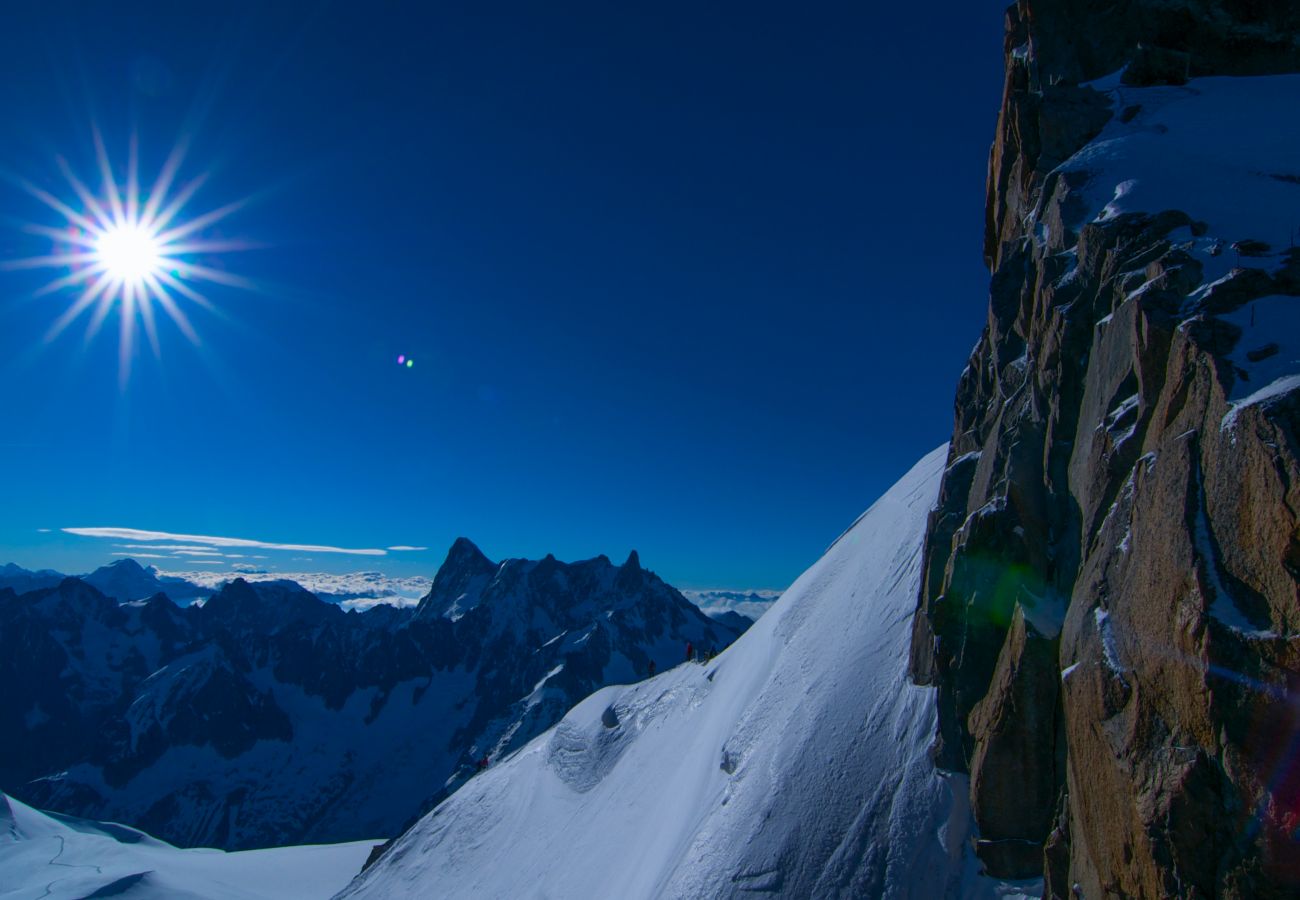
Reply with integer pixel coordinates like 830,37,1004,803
339,446,1037,899
0,791,373,899
546,679,708,795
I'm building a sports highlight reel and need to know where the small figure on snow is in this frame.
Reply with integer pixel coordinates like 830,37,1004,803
477,754,490,772
648,659,657,678
685,641,694,663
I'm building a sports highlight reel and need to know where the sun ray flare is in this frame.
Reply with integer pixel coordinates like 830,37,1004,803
18,178,102,234
148,172,210,234
93,128,126,226
139,137,191,228
56,157,113,230
125,134,140,226
4,130,257,382
21,222,101,249
46,273,113,342
32,264,109,299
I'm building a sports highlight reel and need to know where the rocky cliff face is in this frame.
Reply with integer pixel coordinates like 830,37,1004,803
910,2,1300,896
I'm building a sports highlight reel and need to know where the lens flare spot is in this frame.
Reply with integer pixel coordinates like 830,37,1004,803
406,359,414,368
397,354,406,365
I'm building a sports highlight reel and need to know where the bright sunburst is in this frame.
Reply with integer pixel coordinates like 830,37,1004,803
97,223,163,283
4,130,255,384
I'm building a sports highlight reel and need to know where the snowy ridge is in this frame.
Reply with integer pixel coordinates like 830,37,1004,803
338,446,1035,899
0,791,372,900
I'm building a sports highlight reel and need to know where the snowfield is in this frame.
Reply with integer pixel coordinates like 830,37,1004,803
0,791,375,899
338,445,1036,899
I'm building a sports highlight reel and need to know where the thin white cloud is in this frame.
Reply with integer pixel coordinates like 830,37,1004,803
112,552,169,559
387,545,428,552
64,527,387,556
36,528,52,533
116,543,225,553
169,549,224,557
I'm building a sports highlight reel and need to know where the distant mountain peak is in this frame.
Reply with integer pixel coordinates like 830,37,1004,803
446,537,493,570
0,564,70,597
82,558,170,603
415,538,501,620
622,550,640,571
201,576,336,631
102,556,162,578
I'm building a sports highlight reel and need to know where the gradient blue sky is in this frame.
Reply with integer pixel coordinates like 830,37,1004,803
0,1,1006,589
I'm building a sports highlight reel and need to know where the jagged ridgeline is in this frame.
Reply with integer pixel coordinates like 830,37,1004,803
909,0,1300,896
0,541,744,851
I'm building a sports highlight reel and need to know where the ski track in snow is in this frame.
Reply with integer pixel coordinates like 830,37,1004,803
338,445,1037,899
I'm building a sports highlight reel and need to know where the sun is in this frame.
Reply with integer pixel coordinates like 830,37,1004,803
3,130,256,384
96,222,164,284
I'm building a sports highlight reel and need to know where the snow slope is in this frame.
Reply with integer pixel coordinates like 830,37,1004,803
0,791,373,899
338,446,1032,899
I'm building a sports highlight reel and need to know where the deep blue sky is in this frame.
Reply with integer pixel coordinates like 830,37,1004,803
0,1,1006,589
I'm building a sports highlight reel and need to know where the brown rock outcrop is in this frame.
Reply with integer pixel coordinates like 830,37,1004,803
911,1,1300,894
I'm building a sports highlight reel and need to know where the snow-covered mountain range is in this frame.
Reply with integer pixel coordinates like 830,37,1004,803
338,447,1031,898
0,541,744,851
0,562,64,596
1,558,209,603
1,559,777,618
0,559,429,609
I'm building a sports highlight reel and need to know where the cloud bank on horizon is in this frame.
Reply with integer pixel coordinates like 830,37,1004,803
162,567,436,608
681,589,783,621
